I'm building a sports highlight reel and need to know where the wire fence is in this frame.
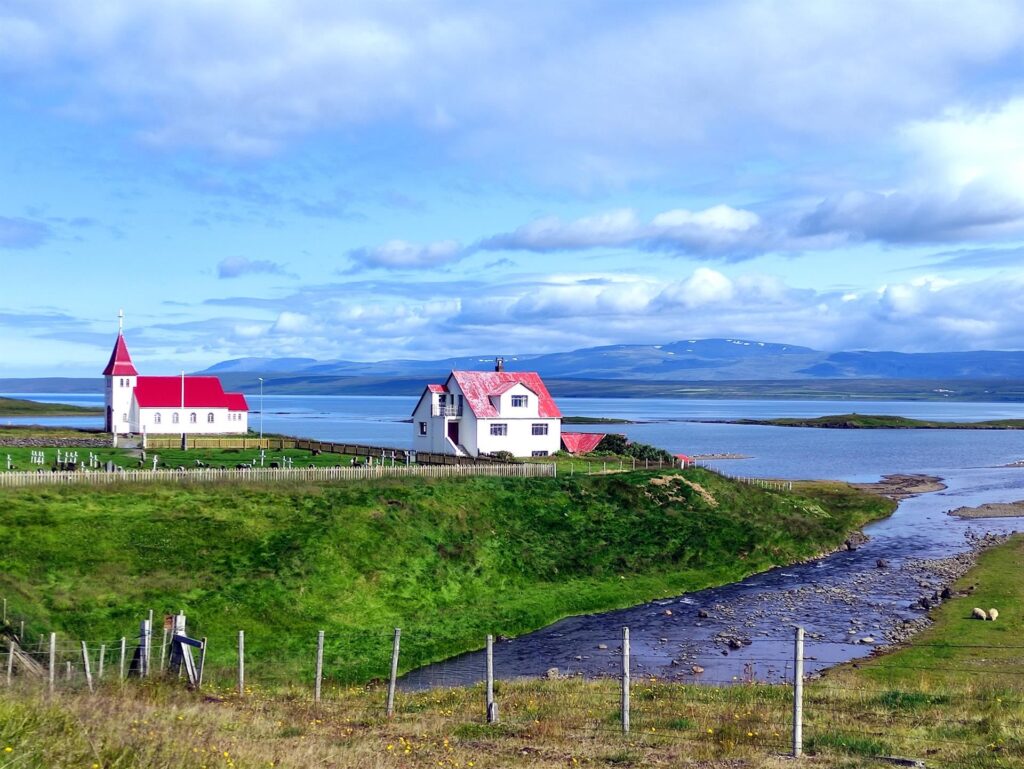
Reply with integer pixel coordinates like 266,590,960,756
4,609,1021,767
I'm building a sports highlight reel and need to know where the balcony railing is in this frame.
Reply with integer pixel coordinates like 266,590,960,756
432,406,462,417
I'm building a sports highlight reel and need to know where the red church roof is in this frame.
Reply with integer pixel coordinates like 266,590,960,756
561,432,606,454
133,376,249,411
102,334,139,376
448,370,561,418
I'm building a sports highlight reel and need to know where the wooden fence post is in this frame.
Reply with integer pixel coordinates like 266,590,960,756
386,628,401,718
81,642,93,693
98,644,105,679
146,610,154,672
237,631,245,696
5,641,13,685
486,634,498,723
48,632,56,694
198,638,207,689
119,637,126,680
621,627,630,734
314,630,324,704
159,624,169,673
140,619,151,677
792,626,804,757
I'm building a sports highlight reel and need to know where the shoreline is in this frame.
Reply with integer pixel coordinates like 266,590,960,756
947,499,1024,519
851,472,946,501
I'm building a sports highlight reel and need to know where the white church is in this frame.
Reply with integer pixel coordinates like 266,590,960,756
103,322,249,436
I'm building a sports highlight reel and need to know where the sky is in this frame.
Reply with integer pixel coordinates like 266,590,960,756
4,1,1024,376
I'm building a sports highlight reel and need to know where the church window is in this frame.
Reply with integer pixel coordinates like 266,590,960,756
154,413,162,425
190,412,197,424
207,412,215,423
121,413,127,422
172,413,179,424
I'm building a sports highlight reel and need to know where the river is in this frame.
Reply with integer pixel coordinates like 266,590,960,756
6,392,1024,686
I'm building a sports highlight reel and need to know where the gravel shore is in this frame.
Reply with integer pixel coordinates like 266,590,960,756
947,500,1024,519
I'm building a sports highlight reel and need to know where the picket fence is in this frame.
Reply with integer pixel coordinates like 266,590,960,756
0,462,557,488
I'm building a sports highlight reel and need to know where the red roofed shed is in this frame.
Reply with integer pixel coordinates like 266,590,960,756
561,432,606,455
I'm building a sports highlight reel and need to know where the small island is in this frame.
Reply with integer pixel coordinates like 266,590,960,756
0,396,103,417
707,413,1024,430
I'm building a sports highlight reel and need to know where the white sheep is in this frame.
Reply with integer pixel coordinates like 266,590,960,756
972,607,987,620
988,608,999,621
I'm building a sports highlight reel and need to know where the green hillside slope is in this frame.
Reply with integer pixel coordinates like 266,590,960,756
0,470,892,682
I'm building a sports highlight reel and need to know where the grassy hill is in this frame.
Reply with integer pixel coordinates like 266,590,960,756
0,396,102,417
0,470,891,684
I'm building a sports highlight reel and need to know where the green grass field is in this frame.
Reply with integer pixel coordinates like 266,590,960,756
0,470,891,685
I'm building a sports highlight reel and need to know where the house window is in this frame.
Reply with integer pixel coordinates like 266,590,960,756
190,412,197,424
207,412,215,423
531,450,549,457
511,395,528,407
154,412,161,425
531,423,548,436
172,413,179,424
419,421,428,436
490,423,508,436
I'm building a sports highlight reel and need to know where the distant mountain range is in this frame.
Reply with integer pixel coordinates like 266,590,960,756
199,338,1024,382
3,338,1024,401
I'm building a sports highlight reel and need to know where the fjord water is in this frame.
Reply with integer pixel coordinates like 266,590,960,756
7,393,1024,685
8,394,1024,484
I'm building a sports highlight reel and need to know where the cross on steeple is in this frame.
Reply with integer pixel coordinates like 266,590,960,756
118,309,124,334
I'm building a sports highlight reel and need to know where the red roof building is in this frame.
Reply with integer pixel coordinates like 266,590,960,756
102,328,249,436
412,362,562,458
560,432,606,454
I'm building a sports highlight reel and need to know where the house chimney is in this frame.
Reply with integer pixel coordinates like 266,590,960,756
495,357,504,372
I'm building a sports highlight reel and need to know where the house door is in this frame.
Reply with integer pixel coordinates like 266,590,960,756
447,421,460,445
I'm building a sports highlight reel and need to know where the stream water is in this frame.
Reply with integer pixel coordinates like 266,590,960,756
400,465,1024,689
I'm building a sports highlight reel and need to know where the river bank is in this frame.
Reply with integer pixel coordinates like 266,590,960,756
402,472,1020,688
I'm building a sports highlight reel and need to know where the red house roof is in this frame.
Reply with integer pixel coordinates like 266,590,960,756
133,376,249,411
102,334,139,376
449,370,561,418
561,432,606,454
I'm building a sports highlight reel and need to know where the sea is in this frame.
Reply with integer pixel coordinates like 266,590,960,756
5,393,1024,483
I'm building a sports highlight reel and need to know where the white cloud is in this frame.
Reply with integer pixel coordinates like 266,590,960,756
479,205,772,257
347,239,465,270
2,0,1022,171
217,256,291,279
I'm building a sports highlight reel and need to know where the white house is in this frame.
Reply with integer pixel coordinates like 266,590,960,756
412,360,562,457
103,328,249,436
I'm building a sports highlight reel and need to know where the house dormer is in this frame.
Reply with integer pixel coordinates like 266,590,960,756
488,381,540,417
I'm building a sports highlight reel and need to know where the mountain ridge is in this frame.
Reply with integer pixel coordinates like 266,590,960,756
196,337,1024,382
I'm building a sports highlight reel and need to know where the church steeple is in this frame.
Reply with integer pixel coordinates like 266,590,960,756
103,311,139,435
102,310,138,376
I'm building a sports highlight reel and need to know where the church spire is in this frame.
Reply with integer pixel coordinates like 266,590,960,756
102,314,139,376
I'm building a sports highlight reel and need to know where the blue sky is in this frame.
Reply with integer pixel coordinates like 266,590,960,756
4,1,1024,376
